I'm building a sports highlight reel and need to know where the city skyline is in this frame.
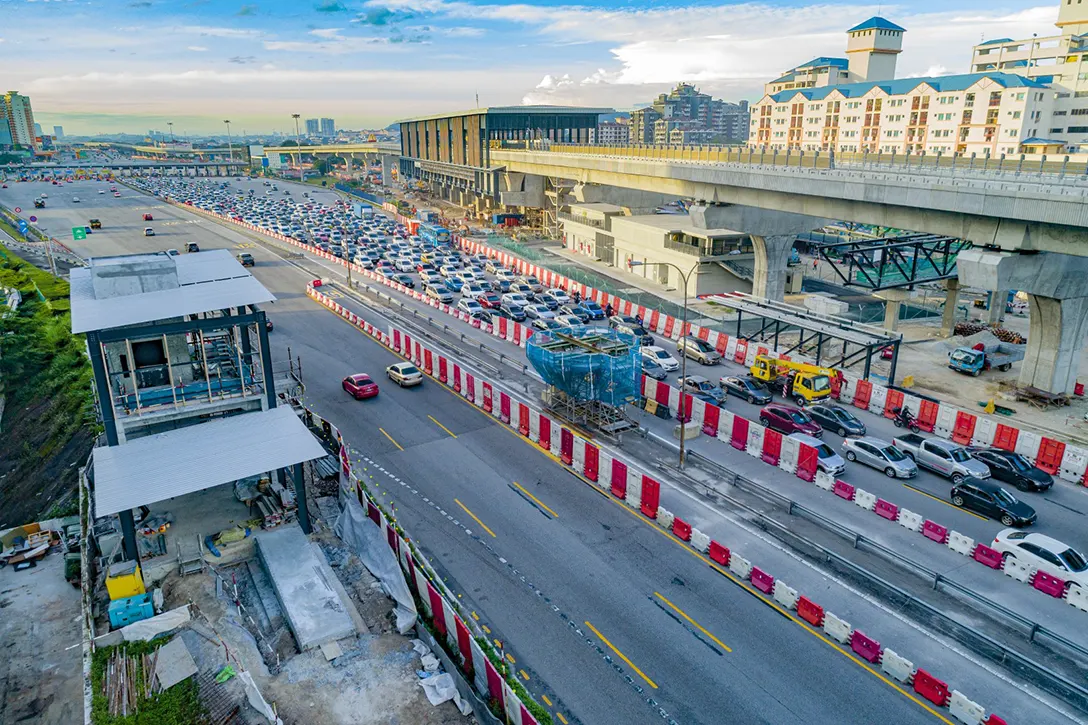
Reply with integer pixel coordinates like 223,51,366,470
0,0,1063,135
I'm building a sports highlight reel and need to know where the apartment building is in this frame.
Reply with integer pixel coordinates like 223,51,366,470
630,84,750,144
969,0,1088,151
594,120,630,144
3,91,37,148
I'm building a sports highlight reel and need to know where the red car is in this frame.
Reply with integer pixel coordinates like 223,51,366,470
479,292,502,309
143,213,153,221
342,373,379,399
759,403,823,437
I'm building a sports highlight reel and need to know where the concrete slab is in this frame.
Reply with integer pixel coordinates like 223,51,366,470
154,636,198,691
255,525,355,651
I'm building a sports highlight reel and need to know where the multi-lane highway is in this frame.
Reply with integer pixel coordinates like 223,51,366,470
1,177,1078,724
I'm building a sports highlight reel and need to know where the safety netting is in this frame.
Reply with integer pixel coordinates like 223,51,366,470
526,325,640,407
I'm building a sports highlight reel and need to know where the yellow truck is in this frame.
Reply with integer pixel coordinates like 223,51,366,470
750,355,837,407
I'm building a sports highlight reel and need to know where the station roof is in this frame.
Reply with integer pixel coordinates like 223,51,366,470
92,406,327,518
848,16,905,32
71,249,275,333
397,105,614,125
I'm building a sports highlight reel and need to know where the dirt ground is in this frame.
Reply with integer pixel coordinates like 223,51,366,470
0,551,83,725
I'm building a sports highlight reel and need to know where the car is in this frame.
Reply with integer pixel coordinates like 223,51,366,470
386,361,424,387
992,530,1088,590
548,288,570,305
439,264,459,278
558,304,590,323
495,269,517,282
461,283,488,299
719,375,773,405
166,249,180,257
790,433,846,475
524,304,556,320
394,274,415,288
425,285,454,304
536,292,560,310
479,292,503,309
531,318,563,331
457,298,484,316
395,258,415,272
520,275,544,293
841,436,917,478
677,336,722,365
72,197,80,203
554,314,583,327
503,304,527,322
509,282,536,300
641,345,679,372
893,434,990,484
143,213,153,221
485,260,504,274
490,278,513,293
969,448,1054,492
759,404,822,437
951,478,1036,527
642,356,668,381
342,373,379,399
114,192,122,198
807,404,866,437
97,189,104,194
237,252,255,267
582,300,606,319
502,292,530,309
89,219,102,229
185,242,200,253
610,315,654,346
143,227,155,236
679,375,726,405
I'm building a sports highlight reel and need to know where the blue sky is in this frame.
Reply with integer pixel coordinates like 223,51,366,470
0,0,1061,135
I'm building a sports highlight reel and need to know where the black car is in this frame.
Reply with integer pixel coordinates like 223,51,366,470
680,375,727,405
237,252,255,267
807,404,866,437
951,478,1036,527
970,448,1054,492
394,274,415,288
719,375,772,405
185,242,200,253
642,357,668,381
503,304,527,322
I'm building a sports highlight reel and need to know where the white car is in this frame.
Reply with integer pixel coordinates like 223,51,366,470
554,314,583,327
72,197,80,203
439,264,459,278
457,298,484,315
395,258,415,272
495,269,517,282
461,283,488,299
523,304,555,320
641,346,680,372
501,292,530,309
548,288,570,305
992,530,1088,590
386,361,424,387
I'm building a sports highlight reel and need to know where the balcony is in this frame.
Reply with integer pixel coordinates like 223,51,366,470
558,212,605,229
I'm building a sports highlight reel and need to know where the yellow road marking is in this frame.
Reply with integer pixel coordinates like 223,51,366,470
482,625,491,634
428,414,458,438
512,481,559,518
519,669,530,681
653,592,732,653
505,653,516,665
455,498,497,538
584,621,658,690
378,427,404,451
541,694,553,707
903,484,989,521
557,714,568,725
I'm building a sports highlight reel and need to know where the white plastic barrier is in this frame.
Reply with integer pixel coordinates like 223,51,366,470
836,374,857,406
814,470,835,491
596,450,614,493
822,612,852,644
642,378,661,404
728,553,753,580
1015,429,1042,464
625,467,643,510
1067,584,1088,613
947,531,975,556
868,384,888,417
933,404,957,438
746,423,765,458
1003,557,1034,583
724,337,738,361
571,439,586,477
880,648,915,684
690,528,711,554
1058,445,1088,484
778,435,800,475
668,384,683,416
688,397,708,431
970,416,997,448
897,508,924,533
772,580,799,610
528,411,540,443
853,489,877,512
717,409,736,444
948,691,985,725
657,506,675,531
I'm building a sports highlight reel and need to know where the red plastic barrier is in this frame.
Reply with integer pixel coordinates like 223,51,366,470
452,363,462,392
499,392,511,423
834,479,856,501
830,374,843,400
655,382,671,408
761,428,782,466
663,316,675,338
402,335,413,359
672,517,692,541
922,520,949,544
464,373,476,402
702,403,720,437
405,552,418,595
749,566,774,594
984,716,1008,725
423,349,434,375
585,444,600,481
734,339,749,364
884,389,904,419
917,399,938,432
1036,437,1066,475
611,458,628,499
497,317,509,339
648,309,660,332
485,658,505,711
874,499,899,521
796,596,825,627
427,582,447,635
367,501,380,525
438,356,449,383
756,345,769,359
560,428,573,464
992,423,1019,451
386,524,399,556
640,475,660,519
709,540,730,566
973,543,1003,569
852,379,873,410
912,669,950,707
796,444,817,482
512,324,522,346
483,383,494,414
455,615,473,673
850,630,882,664
539,416,551,451
392,329,402,352
678,392,693,423
730,416,749,451
715,334,729,354
518,404,530,436
697,327,710,342
1033,570,1067,598
521,705,540,725
951,411,977,445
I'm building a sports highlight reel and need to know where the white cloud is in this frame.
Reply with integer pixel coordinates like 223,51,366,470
179,25,264,39
310,27,343,39
187,45,208,52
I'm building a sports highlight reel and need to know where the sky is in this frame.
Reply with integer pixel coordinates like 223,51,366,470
0,0,1064,136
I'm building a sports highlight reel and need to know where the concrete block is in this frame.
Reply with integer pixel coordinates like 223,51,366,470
690,528,711,554
880,648,915,684
948,531,975,556
728,553,752,580
814,471,835,491
656,507,675,531
1003,557,1034,583
772,580,799,610
822,612,852,644
897,508,924,533
853,489,877,511
1067,584,1088,612
949,691,985,725
673,420,702,442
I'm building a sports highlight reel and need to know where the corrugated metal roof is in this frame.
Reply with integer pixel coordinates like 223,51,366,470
848,16,905,32
767,72,1048,103
92,406,327,518
71,250,276,333
396,105,613,124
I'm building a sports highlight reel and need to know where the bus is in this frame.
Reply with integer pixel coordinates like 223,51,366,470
419,223,451,247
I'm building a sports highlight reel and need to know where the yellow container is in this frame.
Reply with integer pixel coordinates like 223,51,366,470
105,561,145,601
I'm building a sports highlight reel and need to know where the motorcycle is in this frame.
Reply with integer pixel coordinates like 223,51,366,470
890,406,921,434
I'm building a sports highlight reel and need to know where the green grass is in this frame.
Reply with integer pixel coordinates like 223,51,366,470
91,639,207,725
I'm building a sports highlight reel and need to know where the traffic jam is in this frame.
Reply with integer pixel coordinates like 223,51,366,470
122,175,1088,588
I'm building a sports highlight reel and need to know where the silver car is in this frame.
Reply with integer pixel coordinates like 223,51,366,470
790,433,846,476
842,436,917,479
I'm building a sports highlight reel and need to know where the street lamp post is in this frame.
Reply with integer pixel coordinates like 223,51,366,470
628,259,701,468
223,119,234,164
167,122,174,142
291,114,303,182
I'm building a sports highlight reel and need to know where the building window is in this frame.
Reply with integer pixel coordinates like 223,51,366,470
1011,110,1022,119
1067,126,1088,132
1052,127,1066,133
